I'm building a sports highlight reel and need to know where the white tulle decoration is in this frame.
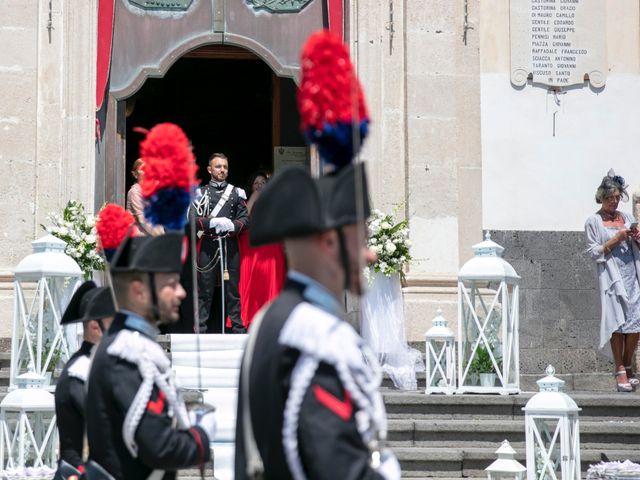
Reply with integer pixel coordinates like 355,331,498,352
360,272,424,391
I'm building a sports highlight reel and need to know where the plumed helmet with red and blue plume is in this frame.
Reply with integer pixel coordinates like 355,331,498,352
298,30,369,172
95,203,136,261
139,123,198,230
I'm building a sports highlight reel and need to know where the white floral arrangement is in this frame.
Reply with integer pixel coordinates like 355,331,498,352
42,200,104,279
367,208,412,281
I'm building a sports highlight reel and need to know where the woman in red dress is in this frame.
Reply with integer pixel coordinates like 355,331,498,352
238,171,286,329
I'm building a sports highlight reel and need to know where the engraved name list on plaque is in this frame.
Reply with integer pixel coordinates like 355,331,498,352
510,0,606,88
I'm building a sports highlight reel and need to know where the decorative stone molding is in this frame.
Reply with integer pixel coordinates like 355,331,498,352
401,273,459,342
402,273,458,292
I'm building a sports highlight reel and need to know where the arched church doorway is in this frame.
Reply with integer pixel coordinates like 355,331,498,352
123,44,307,194
121,44,307,333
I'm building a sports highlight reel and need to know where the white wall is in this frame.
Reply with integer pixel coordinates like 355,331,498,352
481,73,640,231
480,0,640,232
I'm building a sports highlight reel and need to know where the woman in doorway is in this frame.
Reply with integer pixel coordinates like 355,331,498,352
585,170,640,392
126,158,164,236
238,170,286,329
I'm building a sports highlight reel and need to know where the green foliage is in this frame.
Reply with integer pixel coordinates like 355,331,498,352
469,344,501,374
41,340,63,374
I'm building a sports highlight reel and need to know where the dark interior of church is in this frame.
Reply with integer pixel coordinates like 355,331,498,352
125,53,305,193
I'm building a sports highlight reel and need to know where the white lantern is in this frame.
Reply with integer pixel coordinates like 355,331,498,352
523,365,581,480
424,309,456,395
457,232,520,395
486,440,526,480
0,373,58,474
11,235,82,389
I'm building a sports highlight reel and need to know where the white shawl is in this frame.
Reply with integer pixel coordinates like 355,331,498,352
584,212,640,353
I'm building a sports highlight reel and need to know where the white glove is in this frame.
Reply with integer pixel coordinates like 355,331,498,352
188,407,217,441
375,449,401,480
209,217,235,234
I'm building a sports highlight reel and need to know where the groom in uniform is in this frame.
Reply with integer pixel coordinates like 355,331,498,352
191,153,249,333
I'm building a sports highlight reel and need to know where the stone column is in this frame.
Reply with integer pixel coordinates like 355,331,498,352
351,0,483,341
61,0,98,208
0,0,97,336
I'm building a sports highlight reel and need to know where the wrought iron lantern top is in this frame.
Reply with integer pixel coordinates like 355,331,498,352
458,232,520,282
485,440,527,476
522,365,581,414
425,308,455,340
14,234,82,280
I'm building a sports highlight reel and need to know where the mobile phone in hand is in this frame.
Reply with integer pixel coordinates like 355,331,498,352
631,222,639,231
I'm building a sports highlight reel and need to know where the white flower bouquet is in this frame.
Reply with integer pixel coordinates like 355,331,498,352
42,200,104,279
367,208,412,281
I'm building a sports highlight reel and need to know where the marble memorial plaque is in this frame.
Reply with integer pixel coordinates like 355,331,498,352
510,0,606,88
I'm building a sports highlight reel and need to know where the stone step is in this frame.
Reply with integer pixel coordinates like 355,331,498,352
394,447,639,478
382,371,616,393
387,418,640,450
0,369,10,387
383,391,640,420
401,477,467,480
176,465,214,479
0,386,10,402
177,446,639,479
0,351,11,369
395,342,619,392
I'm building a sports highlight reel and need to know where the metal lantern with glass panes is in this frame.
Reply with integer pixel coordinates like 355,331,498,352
424,308,456,395
523,365,581,480
11,234,83,389
457,232,520,395
0,373,57,477
485,440,526,480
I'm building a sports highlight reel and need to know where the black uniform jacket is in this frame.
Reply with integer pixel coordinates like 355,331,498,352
192,181,249,247
86,313,210,479
234,278,384,480
55,340,94,469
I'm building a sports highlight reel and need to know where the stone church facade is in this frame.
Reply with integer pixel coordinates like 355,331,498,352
2,0,640,385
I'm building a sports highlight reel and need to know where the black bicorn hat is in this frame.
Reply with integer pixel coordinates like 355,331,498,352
318,162,371,229
60,281,116,325
109,232,186,274
250,163,371,246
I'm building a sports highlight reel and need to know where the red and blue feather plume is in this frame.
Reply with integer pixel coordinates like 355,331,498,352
139,123,198,230
297,30,369,172
96,203,136,261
